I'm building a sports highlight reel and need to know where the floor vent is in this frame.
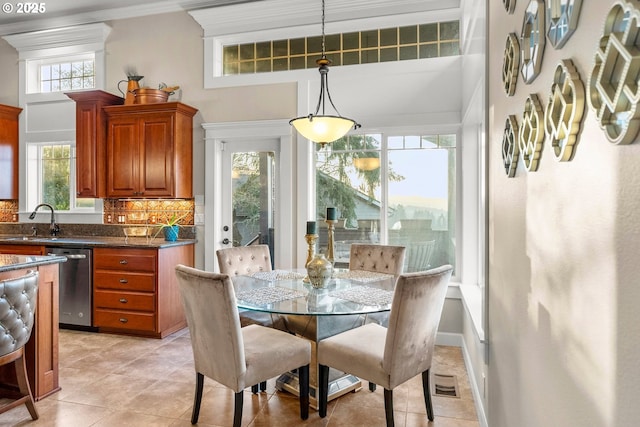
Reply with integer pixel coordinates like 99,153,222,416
432,373,460,398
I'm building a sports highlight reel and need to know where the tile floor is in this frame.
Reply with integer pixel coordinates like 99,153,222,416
1,329,479,426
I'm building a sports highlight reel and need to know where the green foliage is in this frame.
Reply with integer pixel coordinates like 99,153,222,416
315,135,404,223
41,145,70,210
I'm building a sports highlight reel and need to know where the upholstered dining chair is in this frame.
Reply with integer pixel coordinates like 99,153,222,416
216,244,286,392
0,270,39,421
317,265,453,427
175,265,311,427
348,243,406,278
216,245,285,327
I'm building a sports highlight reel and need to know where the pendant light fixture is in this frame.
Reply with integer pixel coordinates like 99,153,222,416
290,0,360,147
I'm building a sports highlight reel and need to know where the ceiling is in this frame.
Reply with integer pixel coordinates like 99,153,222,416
0,0,259,36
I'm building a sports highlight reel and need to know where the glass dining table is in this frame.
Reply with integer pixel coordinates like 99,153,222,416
231,269,396,408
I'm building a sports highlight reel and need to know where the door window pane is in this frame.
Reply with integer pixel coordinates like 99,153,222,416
231,152,275,248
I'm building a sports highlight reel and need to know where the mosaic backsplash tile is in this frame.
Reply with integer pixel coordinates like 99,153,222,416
0,200,19,222
103,199,195,226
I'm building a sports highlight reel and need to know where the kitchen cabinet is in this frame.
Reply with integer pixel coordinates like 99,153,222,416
92,244,193,338
103,102,197,198
66,90,123,198
0,104,22,200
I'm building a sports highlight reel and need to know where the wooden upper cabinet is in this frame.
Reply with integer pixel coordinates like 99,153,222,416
0,104,22,200
104,102,197,198
66,90,124,198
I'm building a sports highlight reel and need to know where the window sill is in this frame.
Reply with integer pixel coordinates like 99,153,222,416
459,283,485,343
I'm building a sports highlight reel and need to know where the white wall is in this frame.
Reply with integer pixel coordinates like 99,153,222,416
0,38,18,105
488,1,640,426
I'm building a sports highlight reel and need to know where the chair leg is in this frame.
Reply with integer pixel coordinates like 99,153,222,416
298,364,310,420
251,384,259,394
422,369,434,421
233,391,243,427
15,353,38,420
260,381,267,392
384,388,395,427
191,372,204,424
318,364,330,418
369,382,377,392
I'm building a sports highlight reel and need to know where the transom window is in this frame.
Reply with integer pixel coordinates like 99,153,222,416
39,59,95,93
223,21,460,75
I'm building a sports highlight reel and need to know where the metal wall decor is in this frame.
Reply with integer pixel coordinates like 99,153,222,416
504,0,516,14
520,0,546,84
544,59,585,161
502,33,520,96
518,94,545,172
502,115,520,177
588,1,640,145
546,0,583,49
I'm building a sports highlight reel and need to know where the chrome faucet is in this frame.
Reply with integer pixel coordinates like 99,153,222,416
29,203,60,236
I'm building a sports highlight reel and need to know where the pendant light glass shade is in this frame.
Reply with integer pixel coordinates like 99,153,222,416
290,114,357,146
290,0,359,146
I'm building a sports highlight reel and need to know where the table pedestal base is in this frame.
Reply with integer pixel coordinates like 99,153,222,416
276,368,362,409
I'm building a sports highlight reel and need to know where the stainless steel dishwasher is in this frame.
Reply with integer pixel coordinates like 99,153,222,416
47,247,94,330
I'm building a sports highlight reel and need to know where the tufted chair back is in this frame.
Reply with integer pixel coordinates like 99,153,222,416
349,244,406,277
0,270,39,421
217,245,272,277
0,271,38,357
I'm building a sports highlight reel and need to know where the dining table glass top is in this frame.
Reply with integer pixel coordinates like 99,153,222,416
231,269,396,316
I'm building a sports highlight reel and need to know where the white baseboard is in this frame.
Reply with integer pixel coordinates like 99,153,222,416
436,332,489,427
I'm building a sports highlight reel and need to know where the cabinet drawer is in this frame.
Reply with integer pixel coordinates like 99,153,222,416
94,248,156,272
94,309,155,332
94,271,155,292
94,290,155,311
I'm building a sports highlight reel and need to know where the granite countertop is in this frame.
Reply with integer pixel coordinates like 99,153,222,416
0,254,67,273
0,235,197,249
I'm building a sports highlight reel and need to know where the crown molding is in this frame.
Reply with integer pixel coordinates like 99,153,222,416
3,22,111,53
190,0,460,37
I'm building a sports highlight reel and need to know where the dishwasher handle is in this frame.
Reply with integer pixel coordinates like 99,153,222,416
48,253,87,259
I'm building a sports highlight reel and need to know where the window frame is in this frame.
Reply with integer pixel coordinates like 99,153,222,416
26,141,95,213
314,127,461,281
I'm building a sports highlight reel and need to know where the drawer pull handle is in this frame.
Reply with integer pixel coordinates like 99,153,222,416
119,318,128,323
119,260,128,265
119,279,128,284
119,298,128,304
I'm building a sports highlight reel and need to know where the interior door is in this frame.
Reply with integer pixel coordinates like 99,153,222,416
220,139,279,265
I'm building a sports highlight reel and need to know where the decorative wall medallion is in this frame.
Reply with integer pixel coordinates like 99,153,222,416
504,0,516,14
544,59,585,161
502,115,520,177
502,33,520,96
547,0,583,49
588,1,640,145
520,0,546,84
518,94,544,172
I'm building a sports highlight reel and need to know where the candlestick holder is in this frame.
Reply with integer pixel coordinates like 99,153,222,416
303,233,318,283
325,219,338,266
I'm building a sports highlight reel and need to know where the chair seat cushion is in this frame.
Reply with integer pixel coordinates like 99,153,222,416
241,324,310,390
318,323,389,389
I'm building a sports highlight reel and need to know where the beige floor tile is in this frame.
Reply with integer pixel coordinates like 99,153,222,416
0,330,479,427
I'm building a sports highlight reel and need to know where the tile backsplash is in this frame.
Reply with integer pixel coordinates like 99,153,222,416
0,200,19,222
103,199,194,226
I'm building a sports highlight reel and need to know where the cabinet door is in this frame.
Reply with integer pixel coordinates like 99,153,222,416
107,117,140,197
0,105,21,200
139,113,174,197
67,90,123,198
